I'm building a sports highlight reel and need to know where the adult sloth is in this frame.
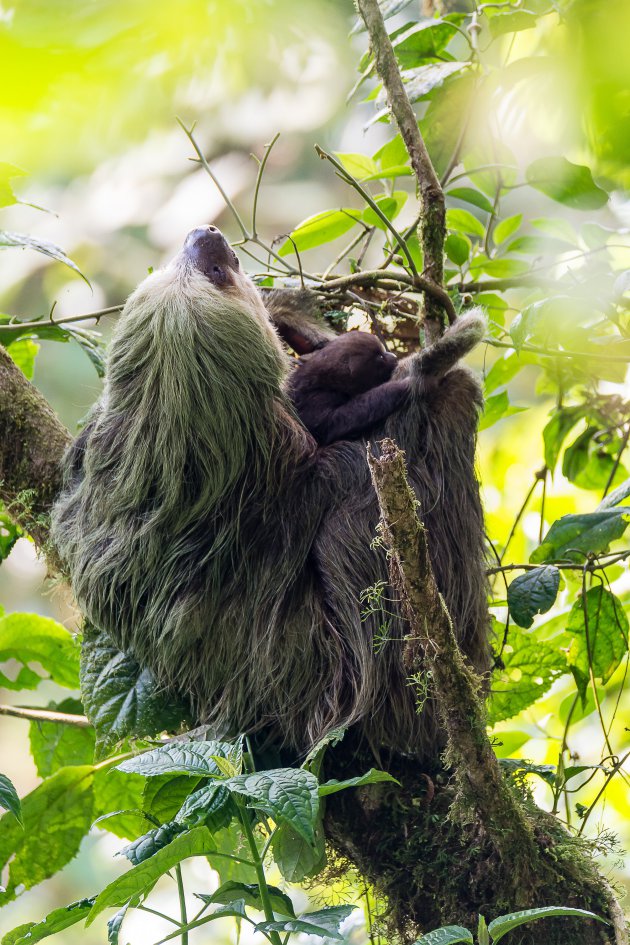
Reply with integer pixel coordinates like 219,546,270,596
52,225,490,760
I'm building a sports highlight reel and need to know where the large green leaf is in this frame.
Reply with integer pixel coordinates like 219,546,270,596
225,768,320,845
488,906,607,942
525,157,609,210
0,766,94,905
271,818,326,882
2,898,94,945
86,826,216,926
507,567,560,629
446,187,494,213
566,587,629,699
278,209,361,256
117,740,232,778
80,629,189,752
446,208,485,239
142,774,203,823
531,509,630,563
0,613,80,691
174,783,233,832
488,10,538,37
404,62,466,102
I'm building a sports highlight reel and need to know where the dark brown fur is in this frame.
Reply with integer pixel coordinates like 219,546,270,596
286,331,410,445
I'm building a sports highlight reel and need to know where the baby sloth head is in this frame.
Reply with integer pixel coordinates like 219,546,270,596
304,331,398,396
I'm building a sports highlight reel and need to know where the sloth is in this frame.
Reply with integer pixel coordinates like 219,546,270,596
51,224,490,760
286,331,411,445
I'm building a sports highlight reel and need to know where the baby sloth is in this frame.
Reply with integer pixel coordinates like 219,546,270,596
287,331,410,445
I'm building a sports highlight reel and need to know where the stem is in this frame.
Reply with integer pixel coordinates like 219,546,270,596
238,805,283,945
0,305,123,334
252,133,280,238
138,904,182,927
0,704,91,726
178,119,249,240
175,865,188,945
356,0,448,337
485,337,630,364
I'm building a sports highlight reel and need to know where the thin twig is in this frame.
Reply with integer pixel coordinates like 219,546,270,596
0,305,123,334
0,704,91,726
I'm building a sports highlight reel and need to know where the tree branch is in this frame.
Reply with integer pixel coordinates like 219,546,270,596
0,345,70,552
356,0,448,338
367,438,538,879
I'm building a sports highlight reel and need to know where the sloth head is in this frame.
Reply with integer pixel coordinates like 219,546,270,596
298,331,398,397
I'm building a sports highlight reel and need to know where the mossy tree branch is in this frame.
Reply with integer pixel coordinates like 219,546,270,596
367,438,538,882
0,345,70,553
355,0,449,340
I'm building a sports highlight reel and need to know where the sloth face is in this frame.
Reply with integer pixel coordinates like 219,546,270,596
182,225,240,287
305,332,398,395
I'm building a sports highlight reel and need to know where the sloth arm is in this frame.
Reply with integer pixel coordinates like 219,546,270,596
318,379,410,445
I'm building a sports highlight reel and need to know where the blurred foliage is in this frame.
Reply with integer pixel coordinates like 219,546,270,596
1,0,630,942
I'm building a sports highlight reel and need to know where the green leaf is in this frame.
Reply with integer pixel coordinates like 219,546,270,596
29,697,95,777
362,191,407,229
471,256,530,278
2,898,95,945
392,20,458,69
318,768,399,796
225,768,320,845
507,567,560,629
542,407,586,470
403,62,466,102
562,426,625,491
445,233,470,266
0,613,80,692
0,774,22,825
117,740,232,778
491,731,531,758
0,231,89,283
198,880,295,916
446,187,494,213
334,153,378,180
272,818,326,882
210,823,258,885
256,906,355,942
0,766,94,905
421,74,476,179
488,906,607,942
531,509,630,563
86,826,217,925
525,157,609,210
121,821,186,865
446,208,485,239
489,627,567,724
0,163,27,210
498,758,556,786
142,774,203,823
531,216,580,246
92,768,147,841
478,391,525,431
488,10,539,38
414,926,474,944
373,134,408,169
174,783,233,832
278,210,361,256
493,213,522,246
80,628,189,752
566,587,628,699
484,351,533,395
5,339,39,380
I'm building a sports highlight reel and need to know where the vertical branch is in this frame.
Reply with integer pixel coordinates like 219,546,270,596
367,438,538,877
355,0,449,340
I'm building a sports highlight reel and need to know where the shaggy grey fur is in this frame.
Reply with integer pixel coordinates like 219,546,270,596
52,228,489,759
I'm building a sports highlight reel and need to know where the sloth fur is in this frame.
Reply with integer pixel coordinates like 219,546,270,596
51,225,490,759
287,331,411,445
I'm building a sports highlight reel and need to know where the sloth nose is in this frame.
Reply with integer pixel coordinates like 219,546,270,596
184,225,224,250
182,225,239,283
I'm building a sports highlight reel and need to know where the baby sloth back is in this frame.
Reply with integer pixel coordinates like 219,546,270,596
287,331,410,445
